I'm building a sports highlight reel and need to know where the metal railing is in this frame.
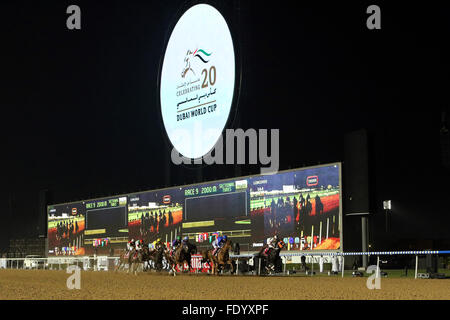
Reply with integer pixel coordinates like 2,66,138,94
0,256,121,271
231,250,450,278
1,250,448,279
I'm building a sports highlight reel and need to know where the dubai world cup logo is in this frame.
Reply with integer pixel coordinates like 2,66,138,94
176,46,217,116
160,4,235,159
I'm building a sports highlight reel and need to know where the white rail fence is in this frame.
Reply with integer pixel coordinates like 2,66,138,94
1,250,448,279
0,256,120,271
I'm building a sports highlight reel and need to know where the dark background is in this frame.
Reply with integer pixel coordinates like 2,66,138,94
1,1,449,252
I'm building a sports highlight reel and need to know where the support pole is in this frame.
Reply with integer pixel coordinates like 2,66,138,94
376,255,380,278
415,255,418,279
258,258,261,276
361,217,368,268
341,256,345,278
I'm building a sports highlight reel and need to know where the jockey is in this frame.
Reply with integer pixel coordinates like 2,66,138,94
171,236,182,256
181,236,191,252
135,239,143,251
152,238,163,250
212,235,227,256
264,235,279,256
268,235,279,248
172,236,182,249
127,239,135,252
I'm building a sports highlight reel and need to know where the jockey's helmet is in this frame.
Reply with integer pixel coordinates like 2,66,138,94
183,236,189,241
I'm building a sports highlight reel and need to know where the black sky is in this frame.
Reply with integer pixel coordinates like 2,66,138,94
1,1,449,250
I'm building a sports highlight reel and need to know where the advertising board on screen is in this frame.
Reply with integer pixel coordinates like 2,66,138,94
47,163,342,257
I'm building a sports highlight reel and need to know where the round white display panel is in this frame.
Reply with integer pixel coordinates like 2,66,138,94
160,4,235,160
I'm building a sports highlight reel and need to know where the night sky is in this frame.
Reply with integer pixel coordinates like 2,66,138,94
1,1,449,251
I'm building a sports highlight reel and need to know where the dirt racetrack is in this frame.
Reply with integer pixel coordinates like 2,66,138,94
0,269,448,300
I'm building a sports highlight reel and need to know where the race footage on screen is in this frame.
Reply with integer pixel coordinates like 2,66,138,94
249,164,341,251
48,163,341,255
47,196,128,256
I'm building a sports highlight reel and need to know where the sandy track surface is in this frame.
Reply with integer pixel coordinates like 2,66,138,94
0,270,448,300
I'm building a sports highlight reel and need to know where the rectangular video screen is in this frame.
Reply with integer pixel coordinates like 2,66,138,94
127,189,184,245
49,163,342,256
84,196,128,238
47,196,129,256
184,191,247,221
248,164,341,251
86,206,127,230
47,202,86,256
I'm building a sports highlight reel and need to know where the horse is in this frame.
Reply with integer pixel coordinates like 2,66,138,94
216,240,234,274
200,249,218,275
315,198,324,215
115,248,135,273
305,201,313,216
129,249,146,275
259,240,286,274
169,242,197,276
146,243,166,271
157,215,166,235
201,240,234,275
140,246,154,271
181,50,195,78
160,247,174,271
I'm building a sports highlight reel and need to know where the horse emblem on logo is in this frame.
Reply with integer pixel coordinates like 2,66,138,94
181,48,212,78
181,50,195,78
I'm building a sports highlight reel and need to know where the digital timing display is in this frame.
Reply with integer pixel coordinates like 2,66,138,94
85,197,127,210
184,181,236,197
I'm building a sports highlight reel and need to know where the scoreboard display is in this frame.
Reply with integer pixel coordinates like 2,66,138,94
85,197,127,233
48,163,342,256
184,181,236,197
